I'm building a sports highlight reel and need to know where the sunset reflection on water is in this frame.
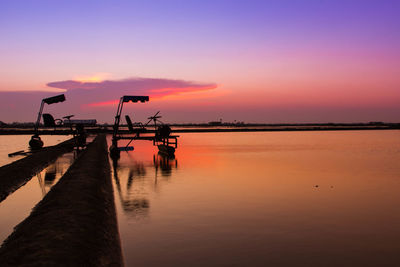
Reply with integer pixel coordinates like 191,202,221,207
109,131,400,267
0,151,76,243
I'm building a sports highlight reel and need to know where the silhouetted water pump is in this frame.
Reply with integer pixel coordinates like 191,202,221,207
109,96,178,160
156,125,171,138
29,94,66,148
29,135,44,150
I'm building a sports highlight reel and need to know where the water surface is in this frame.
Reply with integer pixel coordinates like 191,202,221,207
111,130,400,266
0,151,76,244
0,135,71,166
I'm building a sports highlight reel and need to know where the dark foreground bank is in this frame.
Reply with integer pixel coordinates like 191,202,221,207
0,134,123,266
0,138,75,202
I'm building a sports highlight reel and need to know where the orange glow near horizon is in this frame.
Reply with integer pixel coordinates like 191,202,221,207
73,73,111,83
86,84,219,107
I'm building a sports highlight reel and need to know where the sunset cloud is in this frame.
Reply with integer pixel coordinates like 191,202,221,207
0,77,218,122
47,77,217,106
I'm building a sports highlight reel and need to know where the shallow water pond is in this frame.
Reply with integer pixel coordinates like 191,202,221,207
110,130,400,266
0,151,76,244
0,135,71,167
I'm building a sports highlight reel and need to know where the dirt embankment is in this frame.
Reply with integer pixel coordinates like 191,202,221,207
0,138,75,201
0,134,123,266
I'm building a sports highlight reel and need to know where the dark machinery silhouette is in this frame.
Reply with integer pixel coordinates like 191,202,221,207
28,94,95,151
109,95,179,159
29,94,66,149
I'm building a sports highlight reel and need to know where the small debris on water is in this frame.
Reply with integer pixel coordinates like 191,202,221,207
314,185,319,188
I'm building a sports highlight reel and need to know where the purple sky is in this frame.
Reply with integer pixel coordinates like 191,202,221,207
0,0,399,123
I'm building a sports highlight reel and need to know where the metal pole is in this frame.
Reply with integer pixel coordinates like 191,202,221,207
34,100,45,133
112,97,124,146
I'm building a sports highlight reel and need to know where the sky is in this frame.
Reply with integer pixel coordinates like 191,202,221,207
0,0,399,123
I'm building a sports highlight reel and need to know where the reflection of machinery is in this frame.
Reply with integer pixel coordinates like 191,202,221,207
36,152,75,196
112,159,150,219
153,153,178,177
111,152,179,220
109,95,179,159
44,165,57,185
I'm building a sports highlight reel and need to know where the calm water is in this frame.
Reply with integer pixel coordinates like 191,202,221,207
0,151,75,243
110,131,400,266
0,135,71,167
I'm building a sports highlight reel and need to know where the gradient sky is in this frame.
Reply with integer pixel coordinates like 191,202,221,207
0,0,399,123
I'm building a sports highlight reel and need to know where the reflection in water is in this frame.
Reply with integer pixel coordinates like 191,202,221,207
112,158,149,220
0,135,72,167
36,151,76,196
44,165,56,184
0,151,76,244
113,131,400,267
112,153,178,220
153,152,178,178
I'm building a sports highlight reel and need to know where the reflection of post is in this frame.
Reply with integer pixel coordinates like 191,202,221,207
37,162,59,196
37,152,76,197
111,158,150,220
153,155,158,187
44,164,57,187
36,172,46,197
153,153,178,177
111,152,180,220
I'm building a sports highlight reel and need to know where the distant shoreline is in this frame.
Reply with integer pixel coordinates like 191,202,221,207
0,124,399,135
